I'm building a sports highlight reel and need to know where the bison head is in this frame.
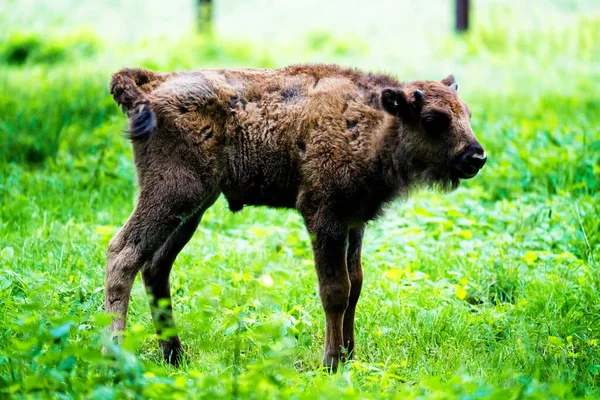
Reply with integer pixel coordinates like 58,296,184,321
381,74,486,190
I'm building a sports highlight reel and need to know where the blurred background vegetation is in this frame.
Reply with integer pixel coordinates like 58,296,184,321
0,0,599,398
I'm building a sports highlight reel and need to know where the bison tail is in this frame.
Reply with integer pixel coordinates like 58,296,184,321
110,68,159,142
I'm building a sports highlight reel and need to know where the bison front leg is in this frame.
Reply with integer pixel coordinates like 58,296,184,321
343,225,364,359
311,228,350,372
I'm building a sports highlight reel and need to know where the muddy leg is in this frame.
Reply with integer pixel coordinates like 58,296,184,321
312,228,350,372
343,225,364,359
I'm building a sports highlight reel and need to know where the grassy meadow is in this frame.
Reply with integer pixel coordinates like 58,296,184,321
1,0,599,398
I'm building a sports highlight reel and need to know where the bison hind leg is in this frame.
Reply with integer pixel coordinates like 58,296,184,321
141,191,219,366
104,168,219,366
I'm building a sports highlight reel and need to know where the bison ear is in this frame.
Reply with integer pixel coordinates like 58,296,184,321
441,74,458,91
441,74,455,86
381,88,422,119
381,88,408,117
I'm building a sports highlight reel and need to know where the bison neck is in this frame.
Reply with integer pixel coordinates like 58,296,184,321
372,122,418,203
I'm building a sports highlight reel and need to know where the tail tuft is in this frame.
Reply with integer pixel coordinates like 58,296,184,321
110,68,159,142
126,103,156,141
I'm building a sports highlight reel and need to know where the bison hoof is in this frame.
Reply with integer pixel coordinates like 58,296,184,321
160,337,184,367
322,352,345,373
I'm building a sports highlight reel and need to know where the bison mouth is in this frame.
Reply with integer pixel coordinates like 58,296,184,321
447,169,477,190
449,160,482,182
454,169,479,179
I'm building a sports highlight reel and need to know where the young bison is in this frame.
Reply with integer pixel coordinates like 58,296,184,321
105,64,486,371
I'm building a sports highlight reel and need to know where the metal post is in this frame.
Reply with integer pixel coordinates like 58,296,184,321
456,0,470,32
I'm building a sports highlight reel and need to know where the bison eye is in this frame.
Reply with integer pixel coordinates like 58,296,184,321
421,111,450,135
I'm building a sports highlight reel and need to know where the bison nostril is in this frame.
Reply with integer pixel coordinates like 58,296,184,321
468,153,487,169
462,143,486,170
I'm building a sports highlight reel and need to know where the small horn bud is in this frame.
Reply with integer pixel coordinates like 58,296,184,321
450,82,459,91
413,89,424,106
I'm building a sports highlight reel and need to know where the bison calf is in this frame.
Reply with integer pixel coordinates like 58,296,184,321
104,64,486,371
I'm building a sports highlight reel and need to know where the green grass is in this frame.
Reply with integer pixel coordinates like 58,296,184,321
1,1,599,398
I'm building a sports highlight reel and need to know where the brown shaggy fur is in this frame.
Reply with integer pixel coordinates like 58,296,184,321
104,64,486,371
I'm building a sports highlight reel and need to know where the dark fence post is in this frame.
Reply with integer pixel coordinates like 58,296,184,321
456,0,470,32
197,0,213,34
